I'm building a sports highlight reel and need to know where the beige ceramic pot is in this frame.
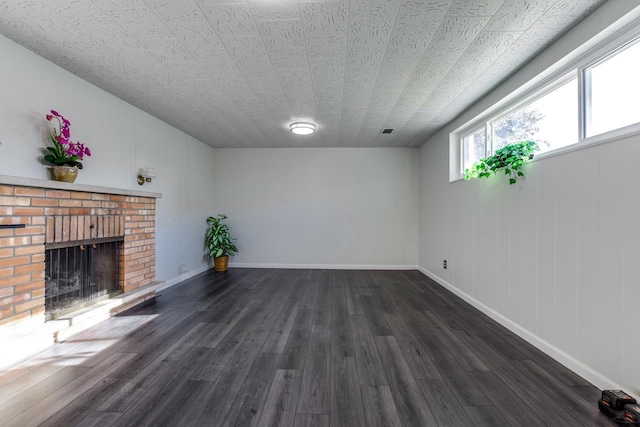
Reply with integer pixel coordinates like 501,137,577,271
52,165,78,183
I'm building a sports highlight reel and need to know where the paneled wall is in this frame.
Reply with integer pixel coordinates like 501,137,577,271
420,132,640,396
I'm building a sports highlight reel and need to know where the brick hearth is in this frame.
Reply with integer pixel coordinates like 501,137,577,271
0,182,158,329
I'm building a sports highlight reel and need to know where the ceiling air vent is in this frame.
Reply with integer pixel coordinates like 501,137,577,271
381,128,394,134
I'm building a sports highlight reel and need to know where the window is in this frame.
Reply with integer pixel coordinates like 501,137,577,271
492,77,577,154
460,76,577,174
462,127,486,172
585,38,640,137
454,32,640,180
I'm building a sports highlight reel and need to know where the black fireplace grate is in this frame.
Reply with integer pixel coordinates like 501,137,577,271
45,240,122,320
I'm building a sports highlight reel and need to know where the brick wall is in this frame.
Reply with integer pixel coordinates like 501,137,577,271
0,184,156,328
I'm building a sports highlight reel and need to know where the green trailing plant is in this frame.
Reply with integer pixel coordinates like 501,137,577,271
465,140,539,185
206,214,238,259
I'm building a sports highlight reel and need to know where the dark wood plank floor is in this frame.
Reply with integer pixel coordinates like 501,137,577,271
0,269,612,426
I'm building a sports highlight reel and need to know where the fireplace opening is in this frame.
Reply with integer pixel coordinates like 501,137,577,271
45,240,123,320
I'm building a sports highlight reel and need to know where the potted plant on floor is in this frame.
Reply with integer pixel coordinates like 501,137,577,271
206,214,238,272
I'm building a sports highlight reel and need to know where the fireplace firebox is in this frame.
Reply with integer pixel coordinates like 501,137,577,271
45,240,123,320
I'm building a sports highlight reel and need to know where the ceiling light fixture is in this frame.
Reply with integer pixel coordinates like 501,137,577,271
290,122,316,135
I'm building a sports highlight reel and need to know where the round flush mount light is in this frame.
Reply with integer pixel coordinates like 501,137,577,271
290,122,316,135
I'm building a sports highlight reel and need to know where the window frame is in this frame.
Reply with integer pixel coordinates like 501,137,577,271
452,21,640,181
487,72,578,155
581,36,640,139
460,125,488,174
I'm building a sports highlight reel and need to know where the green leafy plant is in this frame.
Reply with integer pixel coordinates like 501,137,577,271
206,214,238,259
465,140,539,185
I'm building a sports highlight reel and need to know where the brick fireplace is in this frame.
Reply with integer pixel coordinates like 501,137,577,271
0,177,161,332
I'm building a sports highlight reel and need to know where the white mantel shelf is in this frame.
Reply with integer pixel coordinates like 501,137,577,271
0,174,162,198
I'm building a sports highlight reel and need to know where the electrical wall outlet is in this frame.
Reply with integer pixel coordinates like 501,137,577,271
178,263,188,275
443,260,447,269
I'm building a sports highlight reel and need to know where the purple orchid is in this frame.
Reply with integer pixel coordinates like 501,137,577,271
44,110,91,169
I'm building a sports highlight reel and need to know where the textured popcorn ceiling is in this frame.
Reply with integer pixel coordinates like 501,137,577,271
0,0,605,148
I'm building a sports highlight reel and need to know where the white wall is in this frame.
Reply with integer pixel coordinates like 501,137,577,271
419,2,640,398
0,34,217,286
212,148,419,268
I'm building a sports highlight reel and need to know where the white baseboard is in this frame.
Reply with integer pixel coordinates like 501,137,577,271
229,262,419,270
417,266,637,400
159,264,213,291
